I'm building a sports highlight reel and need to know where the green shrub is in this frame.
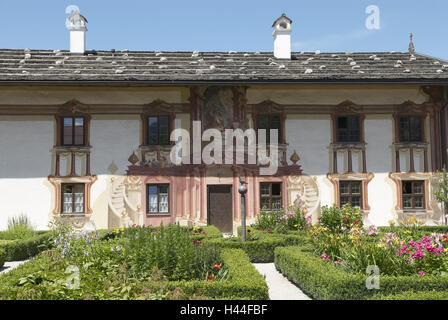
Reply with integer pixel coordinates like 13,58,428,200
379,226,448,234
123,225,226,281
145,249,269,300
320,204,363,232
208,235,286,263
0,247,267,300
275,246,448,300
0,234,50,261
371,290,448,300
0,247,5,268
0,214,35,240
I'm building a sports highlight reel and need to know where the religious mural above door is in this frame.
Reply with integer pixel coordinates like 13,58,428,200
202,87,234,132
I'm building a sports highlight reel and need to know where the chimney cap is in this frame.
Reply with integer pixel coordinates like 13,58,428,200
68,10,88,29
272,13,292,27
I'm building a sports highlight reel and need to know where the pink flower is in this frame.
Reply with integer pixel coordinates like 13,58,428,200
418,271,426,276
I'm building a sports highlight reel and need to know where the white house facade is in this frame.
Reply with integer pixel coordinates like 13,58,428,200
0,13,447,232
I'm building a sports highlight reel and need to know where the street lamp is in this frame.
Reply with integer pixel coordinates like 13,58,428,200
238,176,248,242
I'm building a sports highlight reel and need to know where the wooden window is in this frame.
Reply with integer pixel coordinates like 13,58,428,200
402,181,425,210
62,117,85,146
336,116,361,143
260,182,282,210
147,116,171,145
398,116,423,142
257,114,282,144
62,183,85,214
147,184,169,214
339,181,362,208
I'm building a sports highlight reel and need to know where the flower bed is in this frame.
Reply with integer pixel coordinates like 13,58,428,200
274,246,448,300
0,224,267,300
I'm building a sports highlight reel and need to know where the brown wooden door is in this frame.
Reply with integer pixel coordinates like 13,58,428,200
207,185,233,233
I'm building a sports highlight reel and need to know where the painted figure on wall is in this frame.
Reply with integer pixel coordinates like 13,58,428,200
202,87,234,132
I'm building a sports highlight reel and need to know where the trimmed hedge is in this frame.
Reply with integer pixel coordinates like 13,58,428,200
379,226,448,234
158,248,269,299
274,246,448,300
0,234,50,262
0,247,5,268
371,290,448,300
0,248,268,300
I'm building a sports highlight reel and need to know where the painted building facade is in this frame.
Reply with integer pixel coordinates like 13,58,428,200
0,13,448,232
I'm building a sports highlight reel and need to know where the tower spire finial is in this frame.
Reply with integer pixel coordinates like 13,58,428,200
408,33,415,54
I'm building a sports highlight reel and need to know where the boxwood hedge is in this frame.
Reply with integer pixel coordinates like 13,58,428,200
0,234,50,262
371,290,448,300
154,248,269,299
274,246,448,300
0,247,5,268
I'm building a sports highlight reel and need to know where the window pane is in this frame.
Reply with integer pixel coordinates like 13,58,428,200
337,117,348,129
74,185,84,213
351,182,361,194
413,182,423,194
260,183,270,196
409,117,422,142
351,196,361,208
257,115,269,129
63,185,73,213
148,117,158,145
148,194,158,212
340,196,350,207
403,197,412,209
340,181,349,194
260,198,270,210
272,198,281,210
270,116,281,130
74,118,84,145
414,197,424,208
271,183,281,196
402,181,413,194
63,118,73,145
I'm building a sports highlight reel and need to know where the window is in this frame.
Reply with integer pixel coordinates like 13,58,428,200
62,184,85,214
402,181,425,210
398,116,423,142
62,117,85,146
339,181,362,208
260,182,282,210
336,116,361,143
257,114,282,144
147,116,170,145
147,184,169,213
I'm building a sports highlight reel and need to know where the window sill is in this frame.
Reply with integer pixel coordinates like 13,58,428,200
331,142,366,149
146,213,171,216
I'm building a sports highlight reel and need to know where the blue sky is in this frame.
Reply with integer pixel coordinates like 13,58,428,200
0,0,447,60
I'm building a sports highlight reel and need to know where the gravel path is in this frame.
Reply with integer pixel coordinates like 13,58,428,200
253,263,311,300
0,260,28,276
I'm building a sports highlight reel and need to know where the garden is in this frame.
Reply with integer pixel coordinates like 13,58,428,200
1,206,448,300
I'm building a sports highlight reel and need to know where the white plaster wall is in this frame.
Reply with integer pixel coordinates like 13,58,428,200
89,116,140,229
285,115,333,207
90,116,140,175
365,115,395,226
0,116,53,230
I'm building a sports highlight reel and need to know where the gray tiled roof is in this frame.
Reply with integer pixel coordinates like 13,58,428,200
1,49,448,83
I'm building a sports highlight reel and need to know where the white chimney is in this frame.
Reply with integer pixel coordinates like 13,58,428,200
272,14,292,59
68,10,88,54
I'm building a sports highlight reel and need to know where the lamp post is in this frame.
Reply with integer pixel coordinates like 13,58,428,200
238,177,248,242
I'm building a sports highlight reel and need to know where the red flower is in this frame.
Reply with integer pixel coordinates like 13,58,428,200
268,229,272,233
260,227,265,231
208,274,215,281
353,221,360,225
202,232,206,235
214,264,222,270
193,240,201,244
247,229,251,233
